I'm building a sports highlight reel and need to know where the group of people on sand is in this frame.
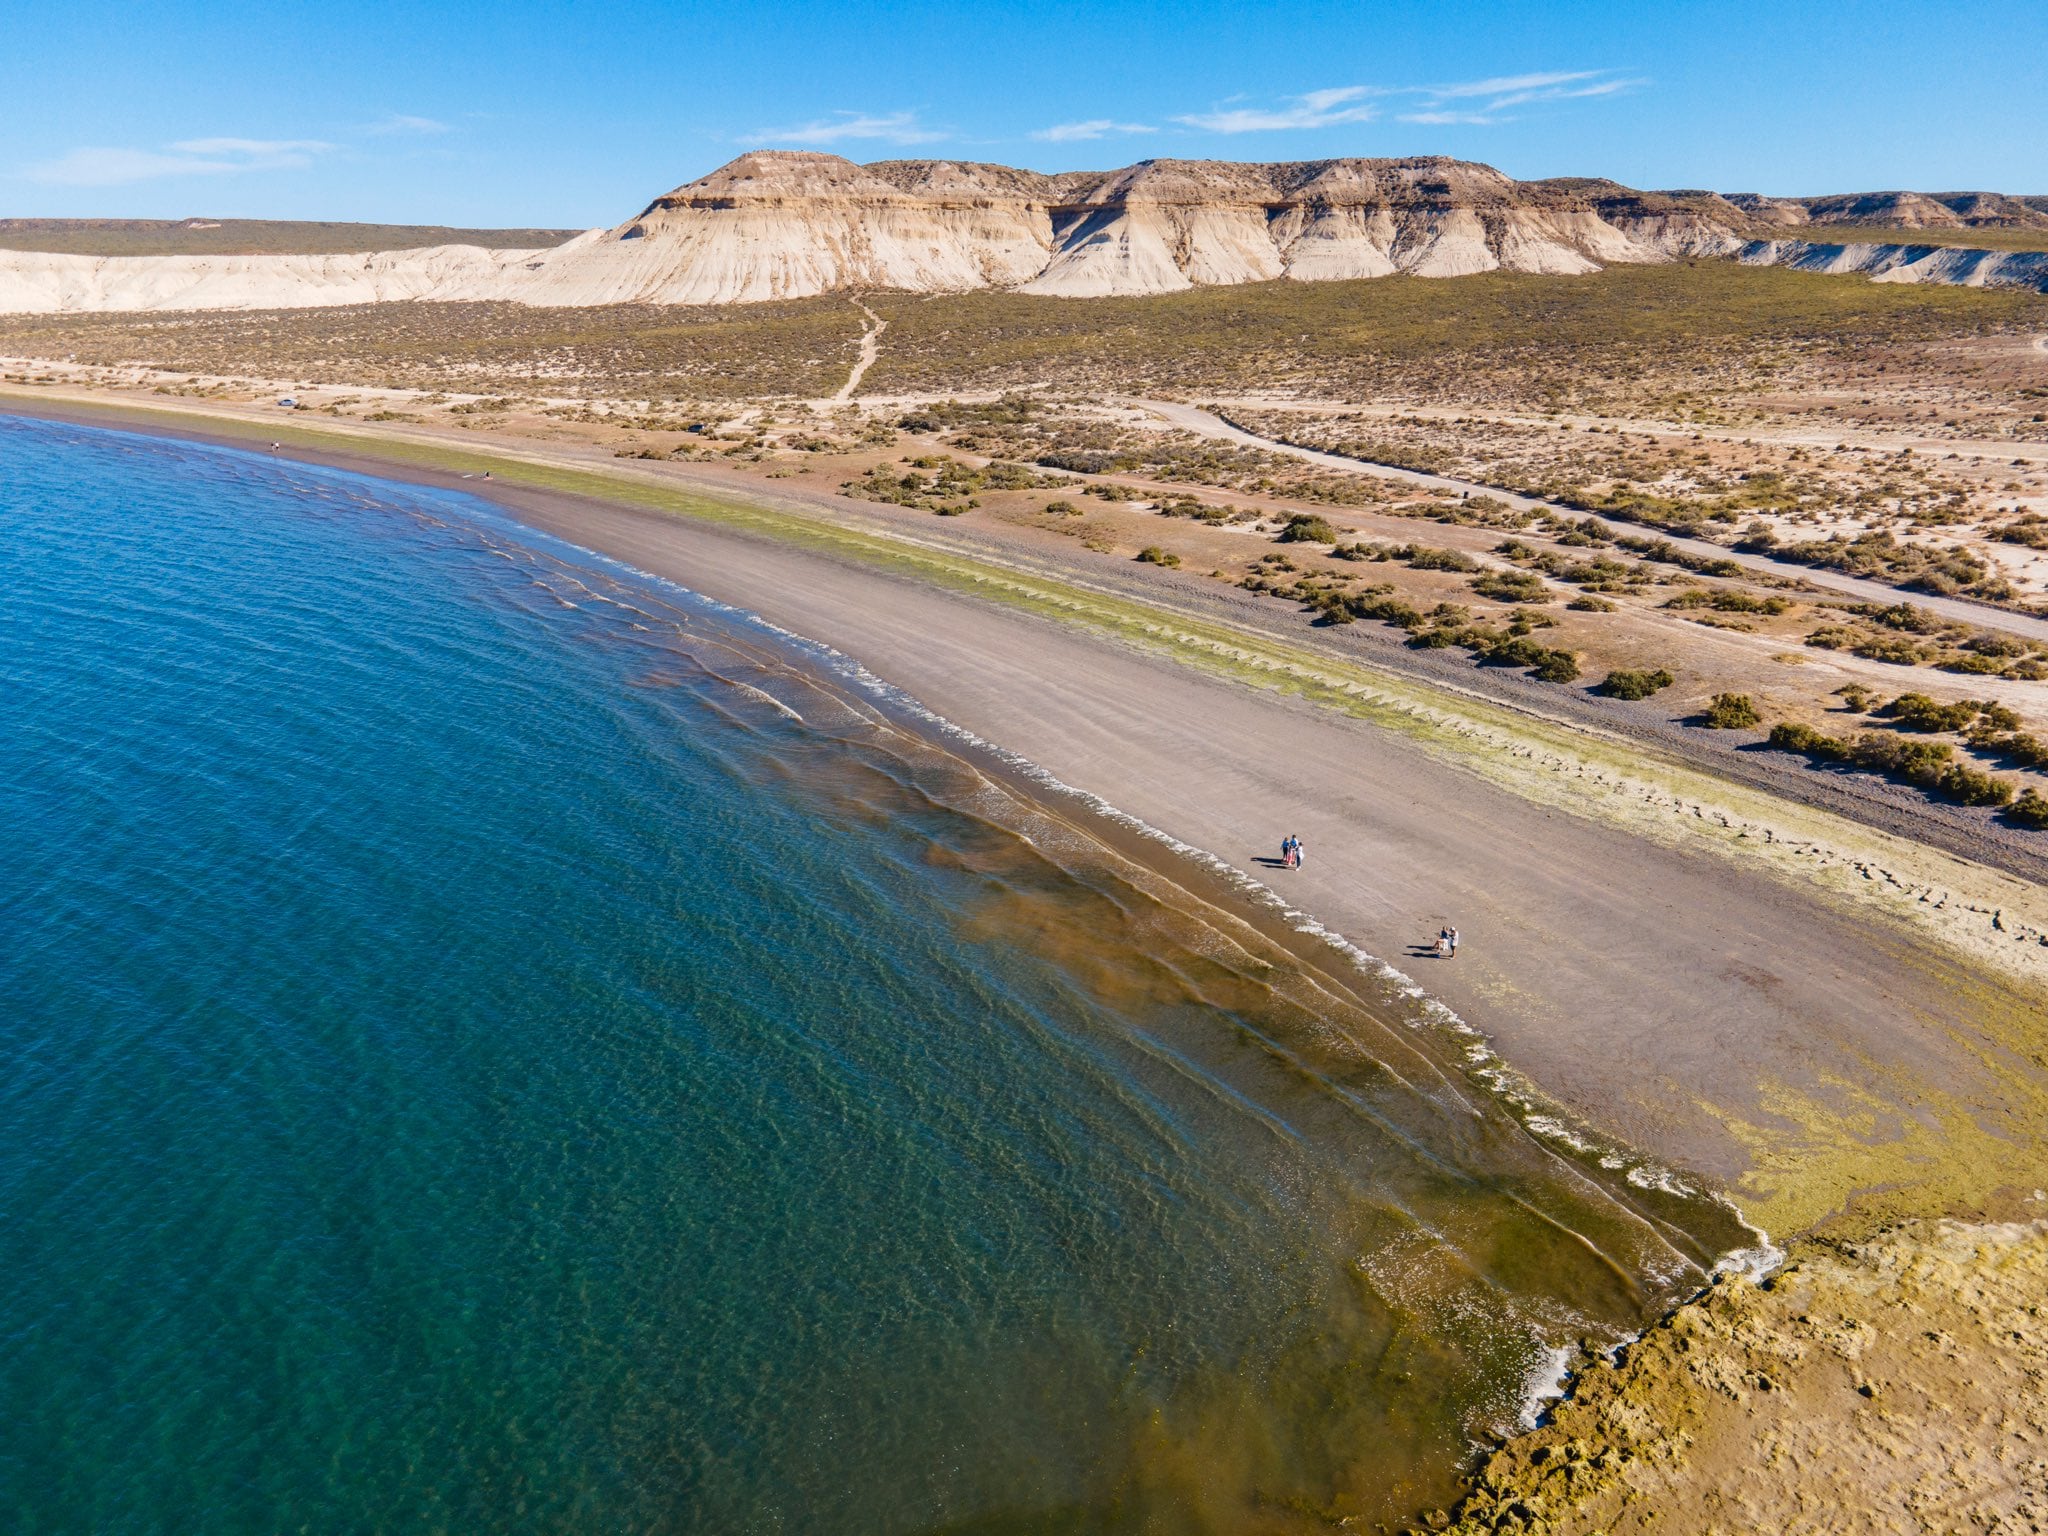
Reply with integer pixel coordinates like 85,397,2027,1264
1274,831,1461,959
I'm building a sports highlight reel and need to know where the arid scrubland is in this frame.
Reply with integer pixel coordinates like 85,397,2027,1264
6,262,2048,848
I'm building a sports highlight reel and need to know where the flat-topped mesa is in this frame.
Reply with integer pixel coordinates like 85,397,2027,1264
1,150,2044,313
576,150,1726,301
1725,188,2048,231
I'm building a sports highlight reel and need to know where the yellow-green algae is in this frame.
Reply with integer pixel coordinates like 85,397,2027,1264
1710,952,2048,1235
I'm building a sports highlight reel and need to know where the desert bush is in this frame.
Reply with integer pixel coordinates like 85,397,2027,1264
1767,722,1849,759
1471,633,1580,680
1599,668,1675,700
1881,694,2019,734
2005,789,2048,829
1936,763,2015,806
1612,535,1744,578
1135,546,1181,567
1343,593,1425,628
1276,514,1341,544
1662,589,1793,615
1469,570,1551,603
1405,545,1480,572
1766,724,2016,805
1567,595,1617,612
1700,693,1762,729
1962,727,2048,771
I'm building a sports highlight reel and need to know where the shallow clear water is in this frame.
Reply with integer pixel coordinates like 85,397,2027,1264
0,415,1744,1533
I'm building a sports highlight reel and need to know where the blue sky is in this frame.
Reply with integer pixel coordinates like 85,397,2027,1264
3,0,2043,226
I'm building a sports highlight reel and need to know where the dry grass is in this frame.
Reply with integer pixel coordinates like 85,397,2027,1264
862,263,2048,408
0,299,867,399
6,262,2044,412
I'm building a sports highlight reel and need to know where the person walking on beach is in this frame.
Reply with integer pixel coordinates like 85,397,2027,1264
1436,927,1452,958
1448,926,1460,958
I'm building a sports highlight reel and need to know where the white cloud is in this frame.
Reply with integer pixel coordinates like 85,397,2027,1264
365,114,450,136
24,137,332,186
169,136,331,157
747,111,945,147
1420,70,1645,113
1032,118,1155,143
1168,70,1643,139
1426,70,1604,100
1175,86,1381,134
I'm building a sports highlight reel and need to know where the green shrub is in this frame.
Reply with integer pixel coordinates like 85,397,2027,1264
1769,723,2016,805
1700,693,1761,729
1568,595,1617,612
1043,498,1079,516
1469,570,1551,603
1662,589,1793,615
1406,546,1480,573
2005,789,2048,829
1345,594,1425,628
1599,668,1675,701
1880,693,2017,734
1470,634,1580,681
1936,763,2014,807
1847,731,1954,778
1972,730,2048,770
1277,514,1340,544
1767,722,1848,759
1135,546,1181,567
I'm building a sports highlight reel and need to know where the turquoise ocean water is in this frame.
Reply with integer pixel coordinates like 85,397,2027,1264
0,415,1749,1533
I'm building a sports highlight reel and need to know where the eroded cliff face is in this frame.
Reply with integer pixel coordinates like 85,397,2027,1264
0,150,2042,314
530,151,1735,303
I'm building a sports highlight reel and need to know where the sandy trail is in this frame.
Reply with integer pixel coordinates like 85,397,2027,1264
1135,398,2048,644
829,299,886,404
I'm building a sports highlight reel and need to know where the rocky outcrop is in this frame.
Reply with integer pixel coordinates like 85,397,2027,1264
1738,237,2048,291
1726,189,2048,230
1,152,2043,314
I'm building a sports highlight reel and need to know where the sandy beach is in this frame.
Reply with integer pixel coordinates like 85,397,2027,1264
10,386,2048,1526
9,388,2043,1209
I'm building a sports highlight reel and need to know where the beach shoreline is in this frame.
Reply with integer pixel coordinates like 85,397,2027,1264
6,387,2046,1228
13,391,2048,1529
